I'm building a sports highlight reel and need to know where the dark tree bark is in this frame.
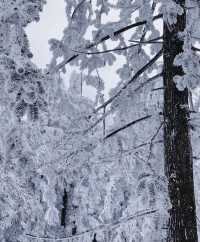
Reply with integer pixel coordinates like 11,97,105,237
163,0,198,241
61,189,68,227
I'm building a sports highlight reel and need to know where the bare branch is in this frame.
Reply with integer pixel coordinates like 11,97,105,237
95,49,163,112
105,115,152,139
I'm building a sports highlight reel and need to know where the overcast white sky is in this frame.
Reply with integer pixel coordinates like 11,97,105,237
26,1,66,68
25,1,162,99
25,0,121,98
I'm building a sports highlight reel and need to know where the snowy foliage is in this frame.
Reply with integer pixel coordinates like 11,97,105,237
1,0,200,242
46,0,168,241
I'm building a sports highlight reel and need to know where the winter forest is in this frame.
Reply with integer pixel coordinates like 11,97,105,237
2,0,200,241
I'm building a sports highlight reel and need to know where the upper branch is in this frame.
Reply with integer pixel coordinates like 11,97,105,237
95,49,163,112
50,14,163,74
70,36,163,56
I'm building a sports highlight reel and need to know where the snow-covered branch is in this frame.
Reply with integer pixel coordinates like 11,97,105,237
50,14,162,74
25,208,158,241
96,49,163,112
105,115,152,139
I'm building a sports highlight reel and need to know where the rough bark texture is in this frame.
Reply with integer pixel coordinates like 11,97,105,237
163,0,198,241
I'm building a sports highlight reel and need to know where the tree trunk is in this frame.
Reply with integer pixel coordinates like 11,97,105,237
163,0,198,241
61,189,68,227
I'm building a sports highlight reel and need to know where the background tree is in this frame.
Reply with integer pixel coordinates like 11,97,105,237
0,2,99,242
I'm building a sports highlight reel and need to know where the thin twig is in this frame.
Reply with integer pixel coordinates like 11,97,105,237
129,36,163,44
146,122,164,172
70,37,163,55
129,40,163,44
84,108,113,134
82,73,162,134
152,87,164,91
71,0,87,20
134,72,163,92
136,0,157,54
192,46,200,52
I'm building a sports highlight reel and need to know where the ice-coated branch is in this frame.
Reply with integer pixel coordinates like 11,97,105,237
71,0,87,19
25,208,158,241
134,72,163,92
136,0,157,54
70,36,163,55
84,109,113,135
192,46,200,52
83,73,162,134
95,49,163,112
105,115,152,139
146,122,164,173
50,14,163,73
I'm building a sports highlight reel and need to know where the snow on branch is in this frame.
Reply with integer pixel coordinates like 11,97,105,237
82,72,162,134
134,72,163,92
25,208,158,241
95,49,163,112
50,14,163,74
146,122,164,173
70,36,163,56
104,115,152,140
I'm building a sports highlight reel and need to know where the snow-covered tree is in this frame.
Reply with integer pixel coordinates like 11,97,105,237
48,0,200,241
2,0,200,242
0,1,48,241
0,2,100,241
